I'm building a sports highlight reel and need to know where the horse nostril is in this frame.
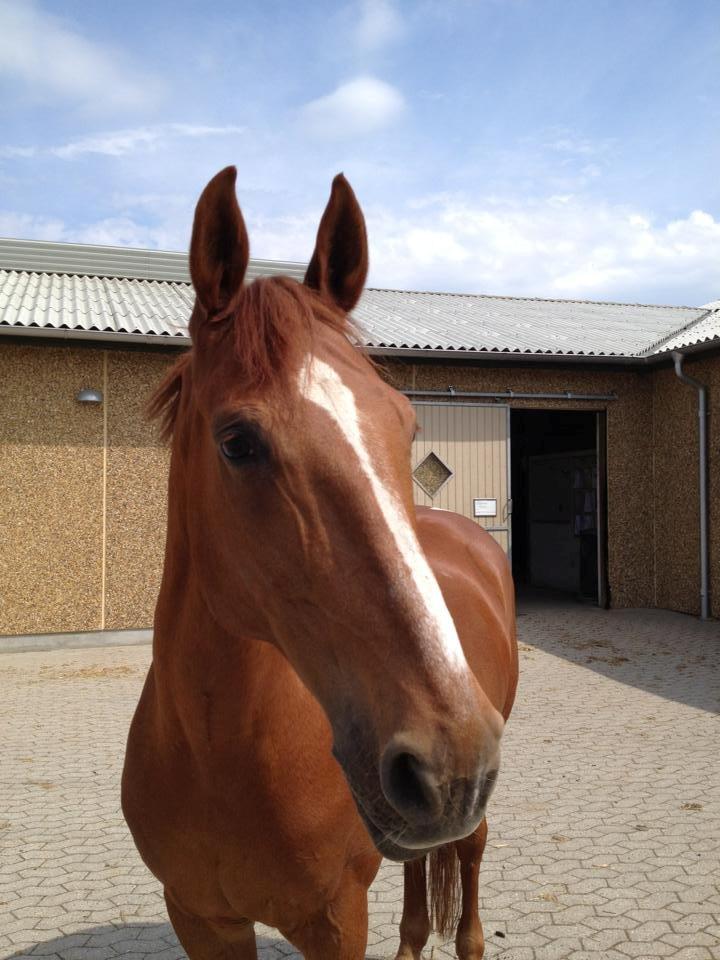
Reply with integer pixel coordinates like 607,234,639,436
380,743,443,823
473,767,499,813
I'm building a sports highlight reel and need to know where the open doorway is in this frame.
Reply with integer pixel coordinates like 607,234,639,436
511,409,607,604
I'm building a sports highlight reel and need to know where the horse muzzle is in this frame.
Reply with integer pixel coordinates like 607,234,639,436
380,732,498,821
334,726,501,861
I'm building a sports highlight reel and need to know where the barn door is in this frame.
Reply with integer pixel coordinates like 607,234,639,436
411,403,511,553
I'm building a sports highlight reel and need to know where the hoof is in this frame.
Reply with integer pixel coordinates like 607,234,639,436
456,931,485,960
394,945,423,960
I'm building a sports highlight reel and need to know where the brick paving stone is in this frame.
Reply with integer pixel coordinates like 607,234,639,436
661,951,714,960
582,929,627,950
1,598,719,958
616,943,676,958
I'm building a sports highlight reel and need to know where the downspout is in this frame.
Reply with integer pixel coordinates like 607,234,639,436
672,352,710,619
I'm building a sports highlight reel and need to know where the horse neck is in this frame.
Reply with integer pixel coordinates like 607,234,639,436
154,549,308,765
149,442,289,753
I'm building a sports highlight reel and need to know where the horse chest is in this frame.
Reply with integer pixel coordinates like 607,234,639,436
123,676,368,925
137,767,359,925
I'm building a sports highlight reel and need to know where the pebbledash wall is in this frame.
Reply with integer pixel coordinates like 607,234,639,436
0,343,173,635
1,337,718,636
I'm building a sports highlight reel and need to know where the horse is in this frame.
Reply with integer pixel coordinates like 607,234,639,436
122,166,518,960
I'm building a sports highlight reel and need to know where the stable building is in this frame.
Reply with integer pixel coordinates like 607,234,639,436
1,237,718,638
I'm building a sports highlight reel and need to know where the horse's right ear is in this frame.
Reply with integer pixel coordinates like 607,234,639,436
304,174,368,313
189,166,249,328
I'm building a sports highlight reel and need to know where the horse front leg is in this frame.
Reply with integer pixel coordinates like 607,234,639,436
395,858,430,960
165,890,258,960
454,819,489,960
282,877,370,960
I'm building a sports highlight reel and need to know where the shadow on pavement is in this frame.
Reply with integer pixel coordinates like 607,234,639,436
4,922,295,960
4,922,388,960
516,587,720,714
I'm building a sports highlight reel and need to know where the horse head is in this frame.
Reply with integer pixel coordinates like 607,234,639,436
161,166,504,860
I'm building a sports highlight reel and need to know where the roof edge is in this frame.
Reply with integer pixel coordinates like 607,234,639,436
368,345,643,366
3,325,718,364
0,324,190,348
364,286,704,312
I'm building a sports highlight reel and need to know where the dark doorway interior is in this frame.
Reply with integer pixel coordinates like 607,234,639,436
511,409,600,602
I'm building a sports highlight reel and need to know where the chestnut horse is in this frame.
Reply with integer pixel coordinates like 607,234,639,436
122,167,517,960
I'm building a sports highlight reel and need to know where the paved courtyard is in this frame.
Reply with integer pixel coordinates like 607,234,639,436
1,598,719,960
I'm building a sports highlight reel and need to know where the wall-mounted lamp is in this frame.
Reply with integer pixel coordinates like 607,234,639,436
76,388,103,404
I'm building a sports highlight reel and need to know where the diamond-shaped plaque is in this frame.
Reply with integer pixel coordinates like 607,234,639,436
413,451,453,498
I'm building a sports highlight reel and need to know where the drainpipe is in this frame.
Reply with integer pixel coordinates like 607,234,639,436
672,352,710,619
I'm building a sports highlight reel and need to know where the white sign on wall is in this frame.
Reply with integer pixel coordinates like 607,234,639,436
473,498,497,518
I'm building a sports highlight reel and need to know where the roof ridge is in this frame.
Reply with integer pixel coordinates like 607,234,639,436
364,287,702,311
638,307,715,357
0,236,306,264
0,238,305,285
0,267,189,286
0,236,187,256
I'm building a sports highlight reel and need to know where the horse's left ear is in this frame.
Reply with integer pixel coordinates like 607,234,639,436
189,165,249,326
304,174,368,313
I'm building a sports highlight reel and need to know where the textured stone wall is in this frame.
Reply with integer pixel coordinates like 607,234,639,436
652,354,720,618
0,342,178,636
104,350,177,630
0,344,105,634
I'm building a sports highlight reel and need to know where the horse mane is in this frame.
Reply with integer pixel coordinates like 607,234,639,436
148,276,359,440
147,352,192,442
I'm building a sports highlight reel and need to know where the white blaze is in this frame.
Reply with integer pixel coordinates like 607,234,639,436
298,357,468,673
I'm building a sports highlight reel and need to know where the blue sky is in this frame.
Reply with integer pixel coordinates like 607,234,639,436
1,0,719,304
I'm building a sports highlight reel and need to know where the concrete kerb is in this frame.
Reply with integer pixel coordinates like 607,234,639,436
0,627,152,654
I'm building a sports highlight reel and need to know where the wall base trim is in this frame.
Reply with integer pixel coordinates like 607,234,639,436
0,628,152,654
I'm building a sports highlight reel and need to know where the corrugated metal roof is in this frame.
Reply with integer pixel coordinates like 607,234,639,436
0,238,718,359
0,238,305,284
0,269,192,341
354,289,712,357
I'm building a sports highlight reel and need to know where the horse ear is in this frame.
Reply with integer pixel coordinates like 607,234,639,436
189,166,249,325
304,174,368,313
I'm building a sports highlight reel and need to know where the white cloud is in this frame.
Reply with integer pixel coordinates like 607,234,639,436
0,124,245,161
50,124,245,160
362,195,720,303
0,145,36,159
0,211,67,241
0,0,163,112
248,213,318,263
299,76,405,139
547,137,605,156
355,0,404,51
0,208,185,250
52,129,162,160
74,217,176,249
169,124,245,139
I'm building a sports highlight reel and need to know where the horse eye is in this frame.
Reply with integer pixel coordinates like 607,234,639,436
220,430,260,463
